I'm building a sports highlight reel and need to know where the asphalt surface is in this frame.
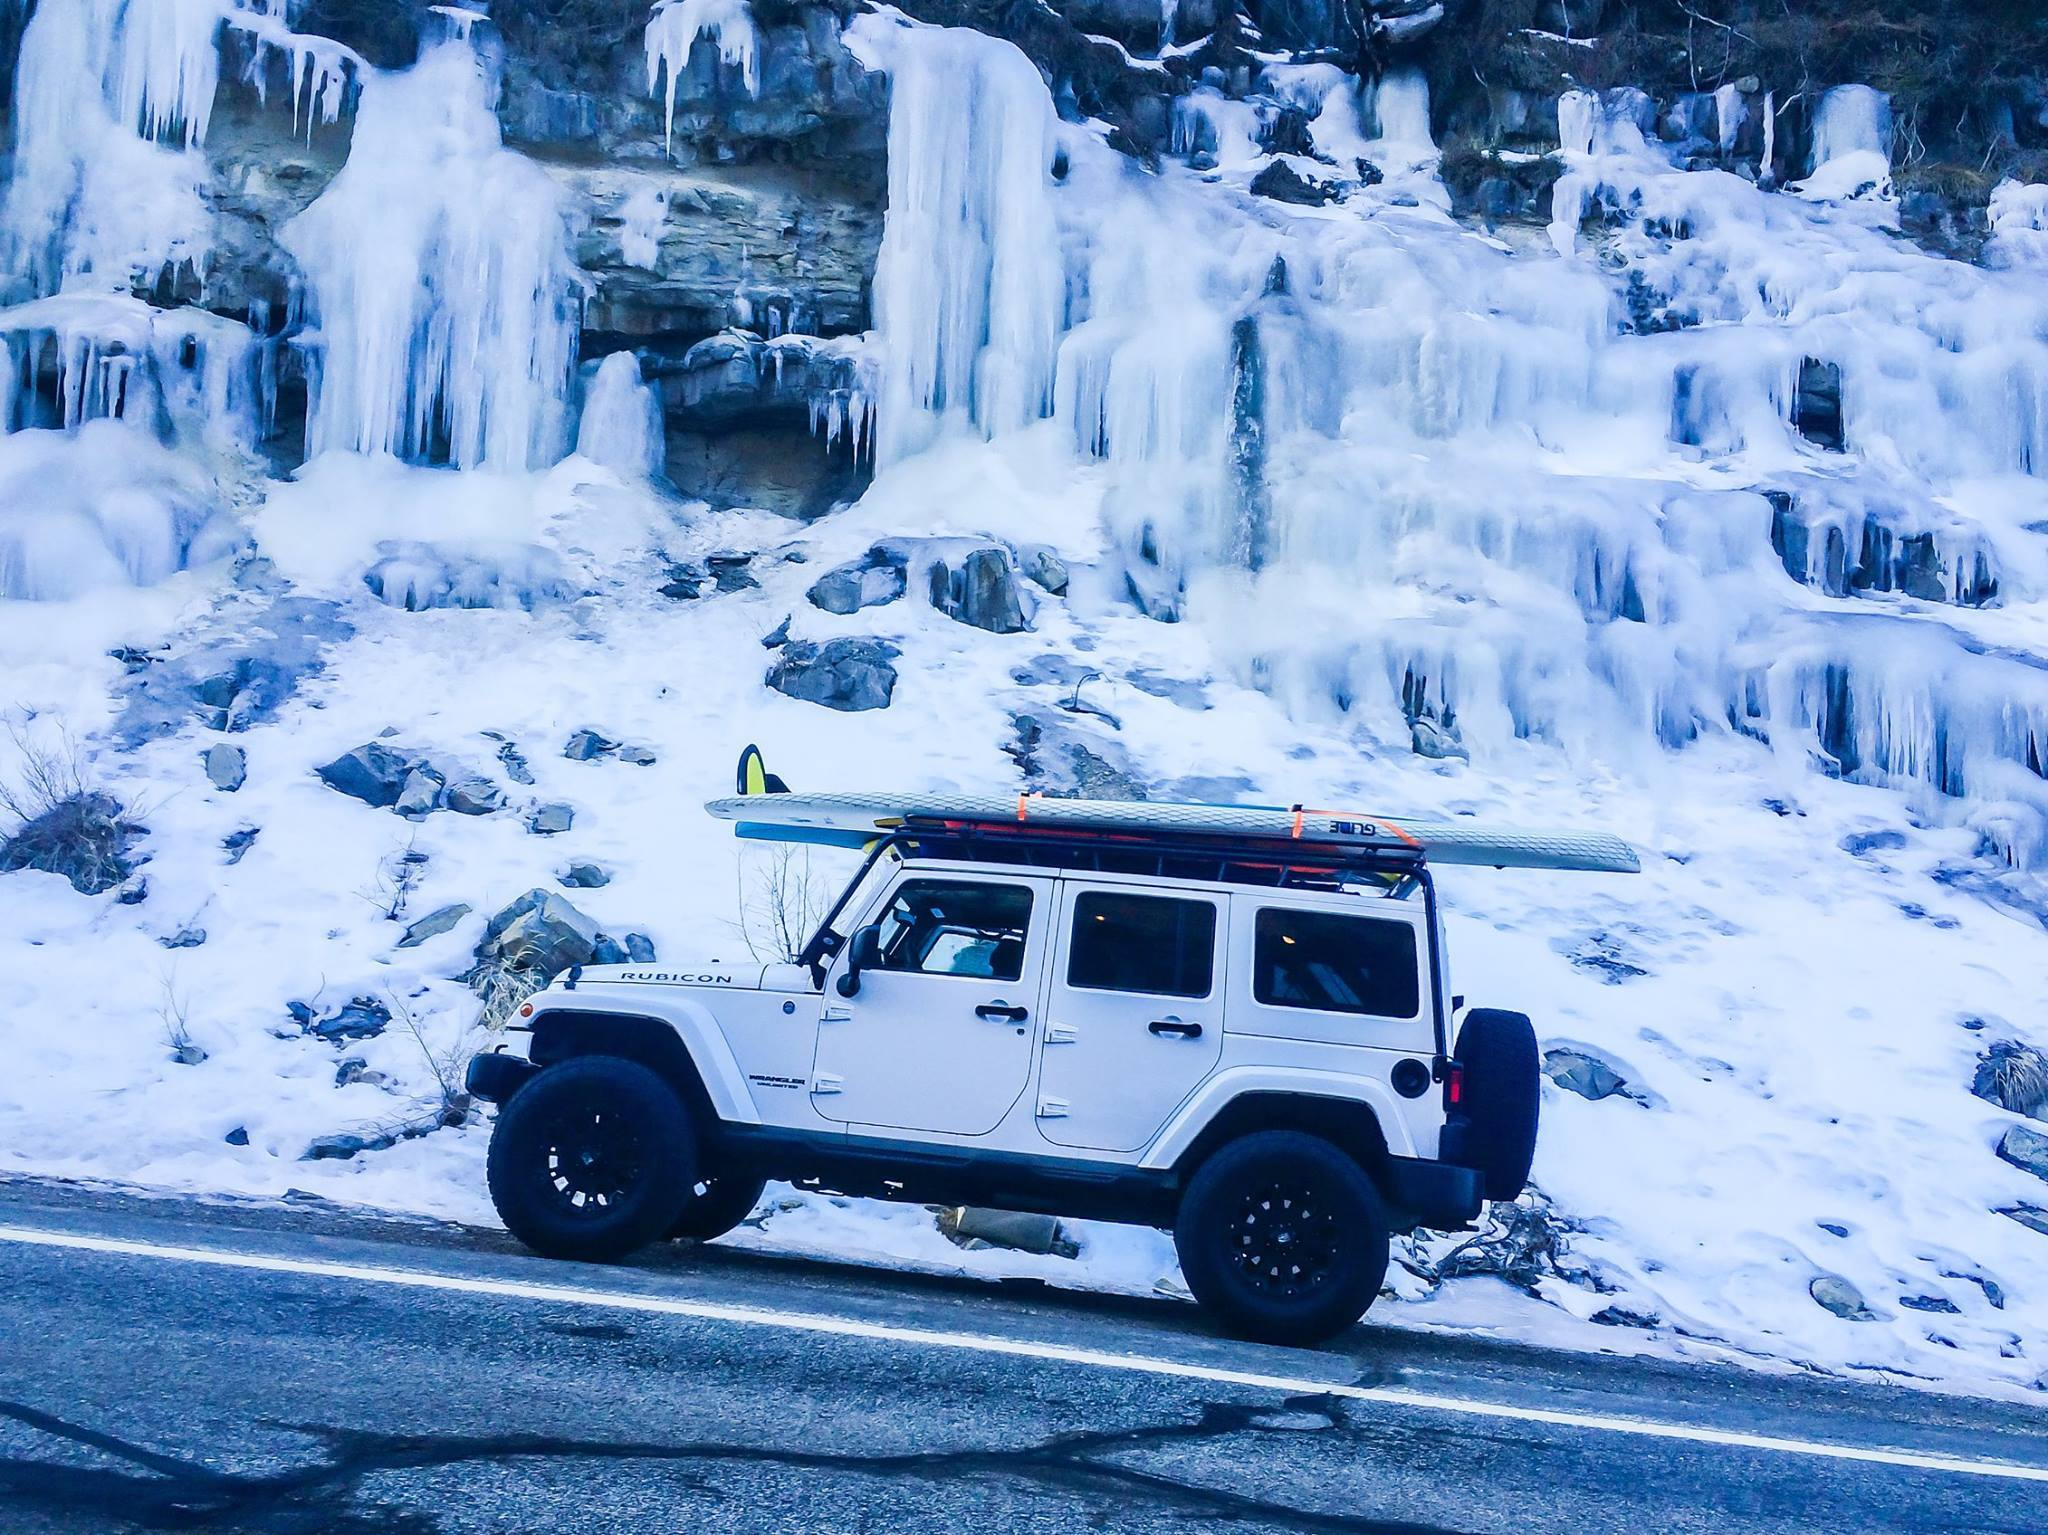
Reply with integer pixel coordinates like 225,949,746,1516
0,1176,2042,1534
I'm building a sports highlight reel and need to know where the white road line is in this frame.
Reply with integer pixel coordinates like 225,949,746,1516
2,1222,2042,1484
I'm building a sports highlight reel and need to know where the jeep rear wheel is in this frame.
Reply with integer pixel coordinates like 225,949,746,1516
1173,1131,1389,1346
669,1171,769,1243
486,1055,695,1262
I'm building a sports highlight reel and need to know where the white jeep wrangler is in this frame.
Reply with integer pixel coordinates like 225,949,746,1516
467,762,1634,1344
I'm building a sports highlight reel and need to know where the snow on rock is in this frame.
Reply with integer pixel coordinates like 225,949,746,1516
283,39,585,472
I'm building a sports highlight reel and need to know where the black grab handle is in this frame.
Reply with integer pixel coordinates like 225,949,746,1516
976,1002,1029,1022
1148,1018,1203,1039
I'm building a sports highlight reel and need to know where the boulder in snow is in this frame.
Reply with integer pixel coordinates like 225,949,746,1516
397,902,472,949
204,743,247,792
1018,545,1069,596
1543,1047,1630,1101
316,742,414,808
476,889,603,978
528,802,576,835
767,638,899,712
1998,1123,2048,1183
560,862,610,889
927,546,1032,634
1974,1042,2048,1121
563,728,617,761
808,549,908,614
1250,160,1335,207
1810,1274,1877,1321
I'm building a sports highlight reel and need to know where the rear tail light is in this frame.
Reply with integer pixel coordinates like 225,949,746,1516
1444,1061,1466,1108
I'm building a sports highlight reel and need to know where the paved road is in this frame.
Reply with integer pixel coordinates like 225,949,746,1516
0,1178,2041,1534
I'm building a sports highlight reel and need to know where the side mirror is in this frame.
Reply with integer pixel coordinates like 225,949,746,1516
837,923,884,997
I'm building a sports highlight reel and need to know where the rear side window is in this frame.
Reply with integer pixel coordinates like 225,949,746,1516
1067,892,1216,998
875,880,1034,981
1253,908,1418,1019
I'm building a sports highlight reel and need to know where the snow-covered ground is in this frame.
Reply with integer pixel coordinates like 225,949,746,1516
2,0,2047,1404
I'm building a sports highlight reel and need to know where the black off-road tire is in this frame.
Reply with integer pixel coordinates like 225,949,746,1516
1448,1009,1541,1202
669,1171,769,1242
486,1054,696,1263
1173,1131,1390,1346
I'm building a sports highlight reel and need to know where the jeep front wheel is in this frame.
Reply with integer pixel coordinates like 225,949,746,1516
1173,1130,1390,1346
669,1171,769,1242
486,1055,695,1262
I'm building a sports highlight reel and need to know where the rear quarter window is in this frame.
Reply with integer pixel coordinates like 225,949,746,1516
1252,908,1419,1019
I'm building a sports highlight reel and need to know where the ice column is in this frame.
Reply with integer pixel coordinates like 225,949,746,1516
283,39,586,471
575,351,665,479
852,17,1063,467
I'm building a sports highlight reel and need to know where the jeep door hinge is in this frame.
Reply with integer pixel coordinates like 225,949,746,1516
812,1074,844,1095
1044,1024,1077,1045
1036,1097,1069,1118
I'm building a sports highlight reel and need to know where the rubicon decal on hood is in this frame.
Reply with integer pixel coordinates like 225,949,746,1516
618,972,734,985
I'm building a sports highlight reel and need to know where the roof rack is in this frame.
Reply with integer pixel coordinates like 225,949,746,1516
891,816,1427,893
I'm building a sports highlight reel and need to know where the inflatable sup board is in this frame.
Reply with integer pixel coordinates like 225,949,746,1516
705,749,1639,874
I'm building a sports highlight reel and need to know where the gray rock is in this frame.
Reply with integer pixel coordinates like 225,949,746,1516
204,742,247,792
808,549,907,614
617,744,658,767
476,889,603,977
767,639,899,712
2002,1205,2048,1237
171,1042,208,1065
592,934,629,966
397,902,472,949
1998,1123,2048,1182
302,1131,395,1162
301,996,392,1044
761,616,791,648
221,827,259,864
1019,545,1069,595
625,932,657,963
316,742,414,807
560,863,611,889
942,1207,1069,1256
224,1126,250,1146
496,740,535,785
394,765,444,818
563,728,616,761
1250,160,1335,207
159,927,207,950
528,803,575,835
1410,717,1469,761
1543,1047,1628,1101
927,546,1030,634
1810,1274,1876,1320
1974,1041,2048,1120
443,774,504,816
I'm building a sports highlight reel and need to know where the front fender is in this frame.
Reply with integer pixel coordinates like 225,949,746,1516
525,989,757,1125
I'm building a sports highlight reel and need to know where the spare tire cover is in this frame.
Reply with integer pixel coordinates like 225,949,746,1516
1447,1008,1540,1202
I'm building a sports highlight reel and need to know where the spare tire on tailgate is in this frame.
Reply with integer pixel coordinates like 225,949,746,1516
1441,1008,1539,1202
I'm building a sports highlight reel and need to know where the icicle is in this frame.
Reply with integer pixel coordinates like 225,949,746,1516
644,0,759,154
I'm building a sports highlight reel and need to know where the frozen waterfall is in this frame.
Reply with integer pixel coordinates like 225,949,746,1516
844,34,2048,863
848,14,1063,468
284,39,585,472
575,351,665,480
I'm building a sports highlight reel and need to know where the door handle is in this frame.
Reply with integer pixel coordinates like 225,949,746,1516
976,1001,1029,1022
1149,1018,1203,1039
